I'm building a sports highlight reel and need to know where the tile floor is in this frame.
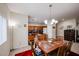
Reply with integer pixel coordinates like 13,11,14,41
9,46,31,56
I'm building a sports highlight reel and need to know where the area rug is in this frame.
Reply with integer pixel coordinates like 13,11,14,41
15,50,33,56
68,51,79,56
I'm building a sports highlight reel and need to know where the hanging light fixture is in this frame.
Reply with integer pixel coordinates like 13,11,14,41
44,20,47,24
44,4,58,25
51,19,58,24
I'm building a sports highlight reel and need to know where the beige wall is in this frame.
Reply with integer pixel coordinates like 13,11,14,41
57,19,76,36
0,4,10,56
9,12,28,49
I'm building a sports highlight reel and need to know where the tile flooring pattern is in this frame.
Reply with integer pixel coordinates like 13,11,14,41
9,46,31,56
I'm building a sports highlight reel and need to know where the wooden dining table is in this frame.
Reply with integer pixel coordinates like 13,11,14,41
35,39,64,56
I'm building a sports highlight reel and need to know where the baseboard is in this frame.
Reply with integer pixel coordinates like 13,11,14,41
10,49,15,52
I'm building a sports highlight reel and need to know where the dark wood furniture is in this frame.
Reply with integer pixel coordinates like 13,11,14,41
64,29,75,42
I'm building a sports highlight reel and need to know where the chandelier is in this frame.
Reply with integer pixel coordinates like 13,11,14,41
44,4,58,25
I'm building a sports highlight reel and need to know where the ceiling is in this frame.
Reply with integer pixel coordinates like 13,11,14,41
7,3,79,24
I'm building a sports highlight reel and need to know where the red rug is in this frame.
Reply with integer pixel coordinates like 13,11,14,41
15,50,33,56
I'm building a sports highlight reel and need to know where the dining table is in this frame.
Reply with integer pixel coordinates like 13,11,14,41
35,39,64,56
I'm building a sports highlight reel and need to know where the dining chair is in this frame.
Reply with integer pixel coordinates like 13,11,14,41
65,41,73,56
57,41,73,56
28,35,35,50
38,34,47,41
57,42,67,56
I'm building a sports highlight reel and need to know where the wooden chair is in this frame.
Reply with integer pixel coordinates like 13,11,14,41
57,41,73,56
65,41,73,56
38,34,47,41
56,36,64,41
28,35,35,49
57,43,67,56
28,35,35,41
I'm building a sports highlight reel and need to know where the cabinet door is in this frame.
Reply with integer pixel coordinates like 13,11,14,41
64,30,75,41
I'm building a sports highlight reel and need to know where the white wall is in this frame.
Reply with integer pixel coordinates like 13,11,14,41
9,12,28,49
47,23,53,39
57,19,76,36
47,21,56,39
0,4,10,56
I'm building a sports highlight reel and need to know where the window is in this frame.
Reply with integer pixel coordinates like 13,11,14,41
0,15,7,45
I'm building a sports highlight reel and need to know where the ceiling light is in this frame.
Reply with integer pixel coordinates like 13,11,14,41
55,20,58,24
51,22,54,24
52,19,55,22
9,20,16,27
44,4,58,25
44,20,47,24
51,19,58,24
